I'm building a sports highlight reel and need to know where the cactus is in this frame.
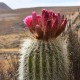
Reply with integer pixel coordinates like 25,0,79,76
67,20,80,80
18,9,68,80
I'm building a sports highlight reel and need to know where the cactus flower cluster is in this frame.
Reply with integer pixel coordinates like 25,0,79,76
24,9,67,40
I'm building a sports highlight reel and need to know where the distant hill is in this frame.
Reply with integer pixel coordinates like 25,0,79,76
0,2,11,10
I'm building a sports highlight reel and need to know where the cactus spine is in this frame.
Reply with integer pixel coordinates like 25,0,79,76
18,38,68,80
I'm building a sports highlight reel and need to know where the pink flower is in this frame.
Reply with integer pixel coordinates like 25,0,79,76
23,9,67,40
23,16,32,28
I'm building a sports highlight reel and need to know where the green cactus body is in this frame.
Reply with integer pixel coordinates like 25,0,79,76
18,38,68,80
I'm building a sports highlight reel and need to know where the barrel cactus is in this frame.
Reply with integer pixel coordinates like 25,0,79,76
18,9,68,80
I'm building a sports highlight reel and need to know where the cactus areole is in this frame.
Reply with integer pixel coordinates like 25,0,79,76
24,9,67,41
18,9,68,80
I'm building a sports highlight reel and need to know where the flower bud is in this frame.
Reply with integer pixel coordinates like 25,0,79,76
32,11,37,26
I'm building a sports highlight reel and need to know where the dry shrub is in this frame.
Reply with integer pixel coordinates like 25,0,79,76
0,53,19,80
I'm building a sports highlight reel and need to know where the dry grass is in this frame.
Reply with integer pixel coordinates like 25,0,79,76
0,53,19,80
0,48,19,52
0,32,29,80
0,33,27,80
0,33,28,49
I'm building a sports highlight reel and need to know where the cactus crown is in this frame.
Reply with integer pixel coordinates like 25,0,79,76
23,9,67,41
